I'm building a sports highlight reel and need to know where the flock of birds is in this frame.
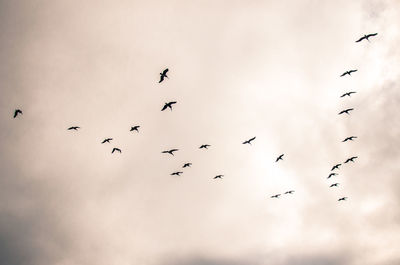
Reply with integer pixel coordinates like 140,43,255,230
11,33,378,203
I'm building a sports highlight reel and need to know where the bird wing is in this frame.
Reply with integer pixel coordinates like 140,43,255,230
159,75,164,83
163,68,169,75
169,101,177,105
340,72,347,77
249,137,256,142
161,104,168,111
171,149,178,152
367,33,378,37
350,70,357,73
355,36,365,42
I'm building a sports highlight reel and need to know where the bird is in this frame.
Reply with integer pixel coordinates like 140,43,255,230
271,194,281,198
171,171,183,176
101,138,113,144
344,156,358,163
183,163,192,168
162,149,179,156
67,126,80,131
330,183,340,187
275,154,284,162
331,163,342,171
159,68,169,83
340,92,357,98
130,126,140,132
242,136,256,145
327,173,338,179
13,109,22,118
161,101,177,111
355,33,378,42
338,197,348,201
284,190,295,194
340,70,357,77
338,108,354,115
112,148,121,154
342,136,357,142
214,175,224,179
199,144,210,149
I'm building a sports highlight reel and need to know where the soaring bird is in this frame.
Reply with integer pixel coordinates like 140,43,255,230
199,144,210,149
101,138,113,144
68,126,80,131
331,163,342,171
275,154,284,162
284,190,295,194
342,136,357,142
327,173,338,179
112,148,121,154
183,163,192,168
162,149,179,156
341,92,357,98
338,108,354,115
344,156,358,163
171,171,183,176
330,183,340,187
159,68,169,83
130,126,140,132
13,109,23,118
271,194,281,198
356,33,378,42
161,101,177,111
340,70,357,77
242,136,256,145
338,197,348,201
214,175,224,179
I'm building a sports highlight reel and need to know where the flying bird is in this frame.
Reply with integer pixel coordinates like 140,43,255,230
183,163,192,168
340,92,357,98
13,109,22,118
112,148,121,154
162,149,179,156
284,190,295,194
275,154,284,162
338,197,348,201
101,138,113,144
338,108,354,115
331,163,342,171
330,183,340,187
242,136,256,145
327,173,338,179
199,144,210,149
340,70,357,77
171,171,183,176
130,126,140,132
342,136,357,142
214,175,224,179
159,68,169,83
271,194,281,198
355,33,378,42
161,101,177,111
68,126,80,131
344,156,358,163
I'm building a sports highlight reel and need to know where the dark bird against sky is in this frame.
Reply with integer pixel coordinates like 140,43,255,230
171,171,183,176
214,175,223,179
101,138,113,144
338,197,348,201
199,144,210,149
13,109,22,118
284,190,295,194
183,163,192,168
130,126,140,132
331,163,342,171
340,69,358,77
162,149,179,156
242,136,256,145
67,126,80,131
338,108,354,115
161,101,177,111
112,148,121,154
275,154,284,162
330,183,340,187
342,136,357,142
271,194,281,198
159,68,169,83
341,91,357,98
355,33,378,42
327,173,338,179
344,156,358,163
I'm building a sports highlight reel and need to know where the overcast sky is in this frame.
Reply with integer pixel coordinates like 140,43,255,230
1,0,400,265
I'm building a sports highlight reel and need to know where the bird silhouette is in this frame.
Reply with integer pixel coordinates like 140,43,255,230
68,126,80,131
112,148,121,154
162,149,179,156
271,194,281,198
327,173,338,179
284,190,295,194
101,138,113,144
340,92,357,98
344,156,358,163
338,197,348,201
338,108,354,115
331,163,342,171
355,33,378,42
199,144,210,149
161,101,177,111
171,171,183,176
330,183,340,187
242,136,256,145
275,154,284,162
183,163,192,168
130,126,140,132
342,136,357,142
159,68,169,83
214,175,224,179
340,70,357,77
13,109,23,118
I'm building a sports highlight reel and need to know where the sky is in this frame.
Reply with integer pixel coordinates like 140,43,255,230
1,0,400,265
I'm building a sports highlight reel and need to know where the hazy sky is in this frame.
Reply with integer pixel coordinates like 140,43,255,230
1,0,400,265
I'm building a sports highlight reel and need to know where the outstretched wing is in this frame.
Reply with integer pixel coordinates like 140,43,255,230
161,104,168,111
355,36,365,42
163,68,169,75
367,33,378,38
249,136,256,142
169,101,177,105
159,75,164,83
340,72,347,77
